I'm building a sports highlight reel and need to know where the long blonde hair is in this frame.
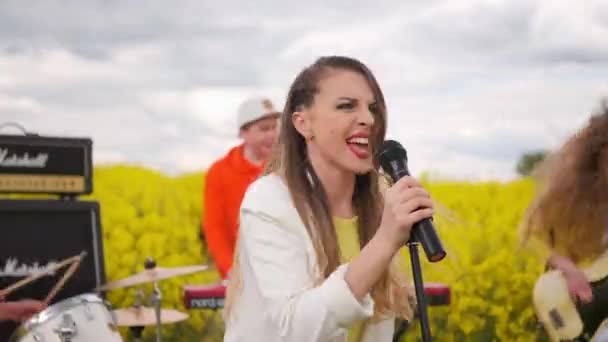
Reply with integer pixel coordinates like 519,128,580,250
520,101,608,263
225,56,412,322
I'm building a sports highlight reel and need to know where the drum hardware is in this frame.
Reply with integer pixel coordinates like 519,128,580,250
134,289,145,307
146,258,162,342
97,257,207,342
53,313,77,342
114,305,188,342
129,326,144,342
96,258,208,291
113,287,189,342
113,307,189,327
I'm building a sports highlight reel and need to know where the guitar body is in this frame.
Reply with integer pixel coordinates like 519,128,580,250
534,252,608,341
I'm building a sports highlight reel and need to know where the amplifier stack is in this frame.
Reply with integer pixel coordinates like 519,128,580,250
0,130,106,340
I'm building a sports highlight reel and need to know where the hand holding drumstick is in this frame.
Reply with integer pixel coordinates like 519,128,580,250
0,300,47,322
0,252,86,321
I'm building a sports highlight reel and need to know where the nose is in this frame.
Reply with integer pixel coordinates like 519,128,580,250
357,108,375,127
267,125,279,141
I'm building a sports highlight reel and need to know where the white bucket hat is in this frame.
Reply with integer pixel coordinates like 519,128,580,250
237,97,281,129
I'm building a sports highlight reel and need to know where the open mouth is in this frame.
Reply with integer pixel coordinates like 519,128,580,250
346,136,370,159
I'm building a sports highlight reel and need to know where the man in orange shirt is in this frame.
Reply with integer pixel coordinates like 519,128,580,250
203,97,280,279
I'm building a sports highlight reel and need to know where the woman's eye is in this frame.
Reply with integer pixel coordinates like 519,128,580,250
369,103,379,114
337,102,355,110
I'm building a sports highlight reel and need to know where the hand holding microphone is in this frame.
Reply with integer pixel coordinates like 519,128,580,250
378,176,434,251
378,140,446,262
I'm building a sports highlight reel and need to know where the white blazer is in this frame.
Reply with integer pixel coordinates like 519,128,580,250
223,174,395,342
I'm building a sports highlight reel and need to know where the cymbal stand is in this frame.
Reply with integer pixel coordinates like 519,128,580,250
134,288,145,307
144,257,162,342
129,326,144,342
129,289,146,342
152,280,162,342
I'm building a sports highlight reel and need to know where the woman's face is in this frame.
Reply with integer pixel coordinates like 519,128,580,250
294,69,380,175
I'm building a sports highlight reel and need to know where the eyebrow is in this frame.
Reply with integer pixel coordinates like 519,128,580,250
337,97,376,104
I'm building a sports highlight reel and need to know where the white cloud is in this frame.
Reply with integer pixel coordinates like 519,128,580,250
0,93,43,114
94,149,128,165
1,0,607,181
137,86,285,137
0,49,132,89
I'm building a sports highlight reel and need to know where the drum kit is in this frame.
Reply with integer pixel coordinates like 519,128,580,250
2,252,452,342
2,253,209,342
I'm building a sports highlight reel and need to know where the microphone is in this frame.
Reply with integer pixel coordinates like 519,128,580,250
378,140,446,262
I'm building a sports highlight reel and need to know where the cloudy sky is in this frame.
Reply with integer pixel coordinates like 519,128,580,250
1,0,607,181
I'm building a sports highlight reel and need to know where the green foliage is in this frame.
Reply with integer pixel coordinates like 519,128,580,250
516,151,548,177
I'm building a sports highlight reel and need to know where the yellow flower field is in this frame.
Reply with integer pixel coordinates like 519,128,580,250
85,165,547,341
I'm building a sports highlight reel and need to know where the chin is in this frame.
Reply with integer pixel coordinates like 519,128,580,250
348,160,374,175
258,148,273,160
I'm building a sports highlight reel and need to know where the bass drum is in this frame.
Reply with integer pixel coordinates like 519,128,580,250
10,293,123,342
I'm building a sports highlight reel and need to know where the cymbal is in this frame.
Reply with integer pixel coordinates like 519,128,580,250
113,307,189,327
98,265,208,291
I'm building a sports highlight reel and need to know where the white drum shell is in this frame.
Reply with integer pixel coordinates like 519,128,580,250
11,294,123,342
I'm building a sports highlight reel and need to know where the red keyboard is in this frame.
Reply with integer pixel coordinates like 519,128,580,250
183,283,227,310
183,283,450,310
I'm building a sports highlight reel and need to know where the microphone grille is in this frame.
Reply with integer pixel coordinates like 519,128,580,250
378,140,407,162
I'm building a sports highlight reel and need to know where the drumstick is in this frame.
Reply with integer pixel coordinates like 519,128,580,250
0,252,86,299
44,255,83,304
0,254,80,298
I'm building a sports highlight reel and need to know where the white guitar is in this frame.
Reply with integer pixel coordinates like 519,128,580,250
533,251,608,341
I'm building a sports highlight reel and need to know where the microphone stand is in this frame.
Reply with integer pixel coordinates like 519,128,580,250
407,236,432,342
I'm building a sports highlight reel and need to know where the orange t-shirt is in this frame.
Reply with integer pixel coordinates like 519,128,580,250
203,144,264,279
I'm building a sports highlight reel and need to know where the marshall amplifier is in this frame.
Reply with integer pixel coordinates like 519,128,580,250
0,200,106,340
0,134,93,195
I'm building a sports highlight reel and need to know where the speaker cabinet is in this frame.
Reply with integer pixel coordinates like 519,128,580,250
0,200,105,339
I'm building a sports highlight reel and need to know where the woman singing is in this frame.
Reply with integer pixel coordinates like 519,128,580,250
223,56,434,341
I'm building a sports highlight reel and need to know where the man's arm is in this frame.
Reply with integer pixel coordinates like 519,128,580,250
0,300,46,321
203,165,234,278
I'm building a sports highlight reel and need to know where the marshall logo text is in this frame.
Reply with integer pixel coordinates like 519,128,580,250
0,148,49,168
0,258,57,277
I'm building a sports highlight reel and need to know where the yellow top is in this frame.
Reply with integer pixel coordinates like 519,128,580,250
334,216,366,342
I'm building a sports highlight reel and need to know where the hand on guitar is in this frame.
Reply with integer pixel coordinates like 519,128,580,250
563,268,593,303
549,254,593,303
